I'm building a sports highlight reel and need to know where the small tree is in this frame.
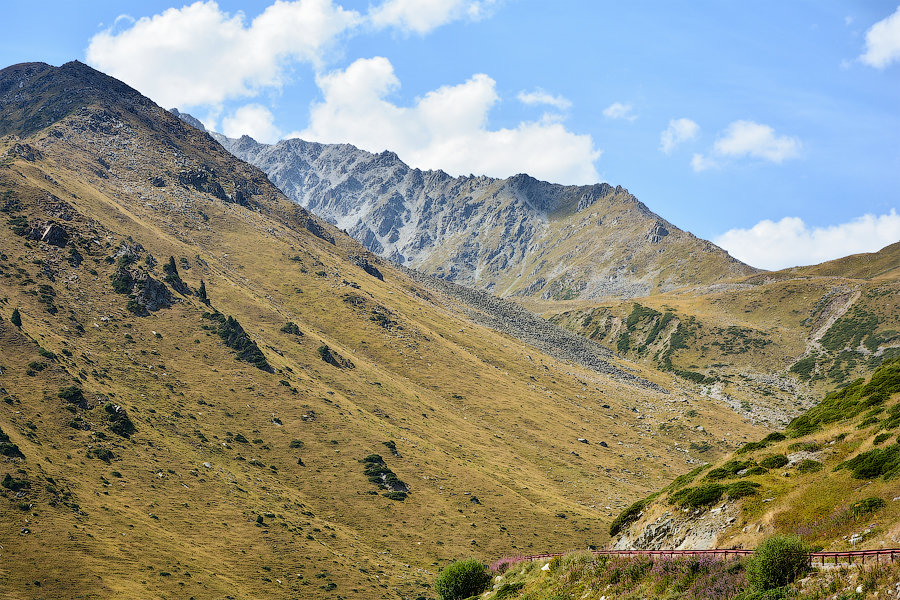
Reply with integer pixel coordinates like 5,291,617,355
434,559,492,600
746,534,809,591
10,308,21,328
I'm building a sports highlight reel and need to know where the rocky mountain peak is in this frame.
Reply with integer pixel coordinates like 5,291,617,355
214,131,758,299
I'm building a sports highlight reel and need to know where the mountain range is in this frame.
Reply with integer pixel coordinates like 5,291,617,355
209,131,757,300
0,61,766,599
0,60,897,599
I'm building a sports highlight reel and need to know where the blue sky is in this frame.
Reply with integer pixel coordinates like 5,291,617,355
3,1,899,269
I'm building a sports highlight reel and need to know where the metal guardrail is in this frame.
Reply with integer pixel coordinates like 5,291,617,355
491,548,900,572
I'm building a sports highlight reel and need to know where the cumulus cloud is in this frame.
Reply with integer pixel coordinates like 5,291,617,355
690,153,717,172
86,0,361,108
222,104,282,143
369,0,497,34
660,118,699,154
602,102,636,121
860,5,900,68
713,120,801,163
714,210,900,270
517,89,572,110
297,57,601,184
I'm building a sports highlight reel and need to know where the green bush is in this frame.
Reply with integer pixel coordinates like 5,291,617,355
746,535,809,591
665,464,709,491
726,481,760,499
760,454,789,469
796,459,822,474
202,311,271,372
58,386,87,408
705,460,754,480
434,559,491,600
104,402,135,437
609,495,657,536
850,497,885,517
280,321,302,336
2,473,29,490
836,444,900,480
0,426,24,459
669,483,725,508
873,433,891,445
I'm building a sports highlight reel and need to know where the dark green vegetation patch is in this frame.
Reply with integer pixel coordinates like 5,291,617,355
0,426,24,458
668,481,760,508
360,454,408,500
434,559,491,600
202,311,271,372
786,358,900,437
836,443,900,480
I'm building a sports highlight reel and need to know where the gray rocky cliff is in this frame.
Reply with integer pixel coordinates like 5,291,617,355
205,128,758,299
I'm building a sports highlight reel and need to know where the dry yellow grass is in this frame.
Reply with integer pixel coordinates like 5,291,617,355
0,80,761,600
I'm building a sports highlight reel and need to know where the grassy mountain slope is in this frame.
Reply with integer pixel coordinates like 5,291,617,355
0,61,761,599
610,358,900,553
543,247,900,426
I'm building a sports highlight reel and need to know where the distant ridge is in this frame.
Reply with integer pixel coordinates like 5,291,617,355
202,126,759,300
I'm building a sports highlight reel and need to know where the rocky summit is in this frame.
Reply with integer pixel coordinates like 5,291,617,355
211,132,758,300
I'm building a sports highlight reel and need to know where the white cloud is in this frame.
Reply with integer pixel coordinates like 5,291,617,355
690,153,717,172
369,0,497,34
86,0,361,108
602,102,636,121
660,118,699,154
297,57,601,184
713,120,801,163
714,210,900,270
222,104,282,143
860,5,900,68
517,89,572,110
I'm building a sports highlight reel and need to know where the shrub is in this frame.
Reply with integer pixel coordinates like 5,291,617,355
761,432,787,444
726,481,760,499
746,535,809,591
280,321,302,336
1,473,29,490
873,433,891,445
609,495,656,536
10,308,21,328
796,459,822,474
110,269,133,294
850,497,885,517
744,466,768,476
434,559,491,600
196,279,209,304
665,465,709,491
705,460,754,480
202,311,271,372
0,426,24,459
836,444,900,480
104,402,135,437
669,483,725,508
760,454,789,469
58,386,87,408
